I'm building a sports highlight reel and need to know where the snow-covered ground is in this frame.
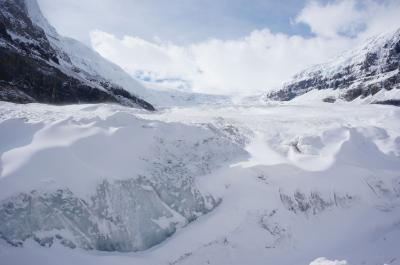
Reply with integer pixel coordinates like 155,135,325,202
0,101,400,265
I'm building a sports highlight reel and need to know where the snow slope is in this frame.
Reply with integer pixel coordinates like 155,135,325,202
2,0,229,109
267,28,400,105
0,102,246,252
0,0,155,109
1,101,399,264
24,0,231,108
25,0,150,100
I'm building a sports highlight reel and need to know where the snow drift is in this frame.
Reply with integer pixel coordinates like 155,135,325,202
0,103,247,252
0,101,399,265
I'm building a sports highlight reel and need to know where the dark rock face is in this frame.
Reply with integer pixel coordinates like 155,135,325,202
267,29,400,105
0,0,59,62
279,190,354,215
0,49,113,104
0,0,155,110
374,99,400,106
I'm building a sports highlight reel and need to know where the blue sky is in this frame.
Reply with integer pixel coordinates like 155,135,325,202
38,0,315,45
38,0,400,95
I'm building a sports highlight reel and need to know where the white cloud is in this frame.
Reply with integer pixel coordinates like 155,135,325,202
296,0,400,39
90,0,400,95
90,31,196,81
91,29,353,95
309,257,349,265
296,0,365,38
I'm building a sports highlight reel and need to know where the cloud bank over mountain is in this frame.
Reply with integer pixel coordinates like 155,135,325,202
90,0,400,95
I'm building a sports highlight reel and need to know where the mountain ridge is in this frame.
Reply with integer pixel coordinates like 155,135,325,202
0,0,155,110
266,28,400,105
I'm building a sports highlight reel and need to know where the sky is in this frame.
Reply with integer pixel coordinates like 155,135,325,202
38,0,400,95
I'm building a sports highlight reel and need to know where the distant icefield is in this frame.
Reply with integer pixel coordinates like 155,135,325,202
0,101,399,265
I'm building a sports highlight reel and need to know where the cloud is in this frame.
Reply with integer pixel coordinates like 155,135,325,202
90,0,400,95
38,0,307,46
91,29,352,95
296,0,365,38
296,0,400,39
90,31,195,81
309,257,349,265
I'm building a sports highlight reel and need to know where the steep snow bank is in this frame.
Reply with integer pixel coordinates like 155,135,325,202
0,102,247,251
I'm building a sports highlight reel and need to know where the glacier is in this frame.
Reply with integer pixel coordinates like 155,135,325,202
0,102,247,252
0,101,399,265
1,0,400,264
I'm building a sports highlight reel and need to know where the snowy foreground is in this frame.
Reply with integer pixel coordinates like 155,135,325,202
0,101,400,265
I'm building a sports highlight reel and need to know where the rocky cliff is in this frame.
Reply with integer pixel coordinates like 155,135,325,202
0,0,154,110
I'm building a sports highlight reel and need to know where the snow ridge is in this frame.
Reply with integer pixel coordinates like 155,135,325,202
267,28,400,105
0,0,154,110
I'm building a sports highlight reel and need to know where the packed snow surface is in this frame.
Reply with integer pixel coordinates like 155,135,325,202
1,101,400,265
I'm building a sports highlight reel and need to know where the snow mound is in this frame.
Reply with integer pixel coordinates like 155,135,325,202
310,258,349,265
0,102,247,252
1,102,400,264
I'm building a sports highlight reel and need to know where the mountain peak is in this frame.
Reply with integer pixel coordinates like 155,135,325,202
24,0,58,39
267,28,400,106
0,0,155,110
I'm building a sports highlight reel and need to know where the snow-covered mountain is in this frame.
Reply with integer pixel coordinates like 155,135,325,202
0,0,234,109
1,1,400,264
267,29,400,105
0,0,155,110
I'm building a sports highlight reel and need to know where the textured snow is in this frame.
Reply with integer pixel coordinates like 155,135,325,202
268,28,400,104
7,30,37,45
0,101,247,252
24,0,141,95
293,29,400,82
24,0,58,39
1,101,399,264
1,0,400,262
309,258,349,265
0,102,245,199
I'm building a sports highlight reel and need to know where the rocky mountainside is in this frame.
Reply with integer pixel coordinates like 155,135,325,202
0,0,154,110
267,29,400,105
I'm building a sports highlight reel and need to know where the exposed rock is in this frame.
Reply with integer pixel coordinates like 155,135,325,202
0,0,154,110
267,29,400,105
279,190,354,215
